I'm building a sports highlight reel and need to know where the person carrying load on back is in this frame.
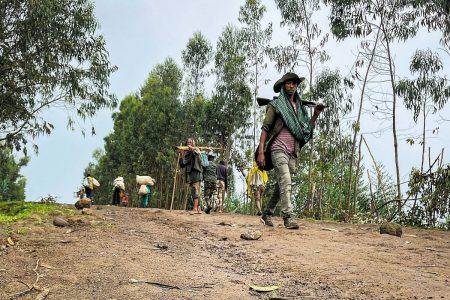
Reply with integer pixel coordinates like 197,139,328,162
136,175,155,208
240,161,268,216
178,137,203,214
257,72,325,229
84,173,100,204
215,160,227,213
112,176,125,206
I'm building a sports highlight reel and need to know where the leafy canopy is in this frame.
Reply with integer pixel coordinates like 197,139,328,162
0,0,117,152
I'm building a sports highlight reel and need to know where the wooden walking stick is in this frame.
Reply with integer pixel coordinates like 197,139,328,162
170,151,181,210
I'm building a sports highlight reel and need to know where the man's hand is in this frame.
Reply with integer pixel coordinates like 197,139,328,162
257,152,265,169
314,103,326,116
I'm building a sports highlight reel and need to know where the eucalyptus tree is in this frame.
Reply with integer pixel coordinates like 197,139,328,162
396,49,450,172
181,32,213,101
180,32,213,146
412,0,450,50
305,69,354,216
0,0,117,152
238,0,273,152
324,0,439,214
211,24,252,163
87,58,185,208
342,26,382,215
406,163,450,228
0,146,28,201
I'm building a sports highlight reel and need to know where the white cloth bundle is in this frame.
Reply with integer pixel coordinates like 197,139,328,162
113,177,125,190
136,175,155,186
138,184,149,195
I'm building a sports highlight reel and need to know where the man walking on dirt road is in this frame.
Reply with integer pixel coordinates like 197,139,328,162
179,138,203,214
257,72,325,229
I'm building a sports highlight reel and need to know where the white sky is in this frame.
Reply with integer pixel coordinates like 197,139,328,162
21,0,449,204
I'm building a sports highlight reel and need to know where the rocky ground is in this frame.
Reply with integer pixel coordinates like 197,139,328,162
1,205,449,299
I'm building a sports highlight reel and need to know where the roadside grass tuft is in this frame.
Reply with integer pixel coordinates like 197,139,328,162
0,201,76,223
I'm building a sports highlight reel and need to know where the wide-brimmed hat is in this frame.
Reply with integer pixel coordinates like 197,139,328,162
273,72,305,93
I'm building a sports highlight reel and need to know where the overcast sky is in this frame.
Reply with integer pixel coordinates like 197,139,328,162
21,0,449,204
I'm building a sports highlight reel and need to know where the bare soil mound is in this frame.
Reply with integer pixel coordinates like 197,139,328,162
1,205,449,299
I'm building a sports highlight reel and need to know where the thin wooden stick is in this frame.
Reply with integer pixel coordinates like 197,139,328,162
170,151,181,210
174,146,223,151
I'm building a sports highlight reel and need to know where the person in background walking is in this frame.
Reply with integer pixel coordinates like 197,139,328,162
84,174,94,200
178,138,203,214
112,176,125,206
215,160,227,213
203,154,217,214
240,161,268,216
142,184,152,208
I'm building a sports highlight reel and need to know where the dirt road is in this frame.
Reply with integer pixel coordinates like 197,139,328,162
1,205,449,299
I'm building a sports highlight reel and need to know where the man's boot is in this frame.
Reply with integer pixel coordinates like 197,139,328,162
283,216,299,229
260,211,274,227
204,197,211,214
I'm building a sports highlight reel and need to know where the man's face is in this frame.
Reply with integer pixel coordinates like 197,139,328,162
284,80,298,96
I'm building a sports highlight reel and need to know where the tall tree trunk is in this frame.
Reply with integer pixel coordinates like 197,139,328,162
382,24,402,213
345,25,381,216
421,101,426,172
353,135,363,215
363,136,387,207
367,169,375,216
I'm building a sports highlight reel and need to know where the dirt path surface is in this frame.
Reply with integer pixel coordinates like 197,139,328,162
1,205,449,300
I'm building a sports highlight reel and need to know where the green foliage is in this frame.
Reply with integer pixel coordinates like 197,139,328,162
238,0,273,78
396,49,450,122
287,132,370,221
212,25,253,160
0,0,117,152
269,0,329,72
366,163,398,220
0,147,28,201
181,32,213,100
410,0,450,49
0,201,76,223
308,69,353,134
238,0,273,153
402,165,450,228
86,58,185,207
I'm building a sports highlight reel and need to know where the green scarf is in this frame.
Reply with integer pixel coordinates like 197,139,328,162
269,90,314,144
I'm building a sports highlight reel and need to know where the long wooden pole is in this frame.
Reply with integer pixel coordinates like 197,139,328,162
170,152,181,210
174,146,223,151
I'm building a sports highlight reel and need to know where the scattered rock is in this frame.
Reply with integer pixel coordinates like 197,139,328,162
53,217,70,227
75,198,91,210
156,242,168,250
7,237,15,246
218,221,236,227
240,230,262,241
82,208,93,215
380,222,402,237
68,218,86,226
220,236,228,241
249,284,279,292
321,227,338,232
